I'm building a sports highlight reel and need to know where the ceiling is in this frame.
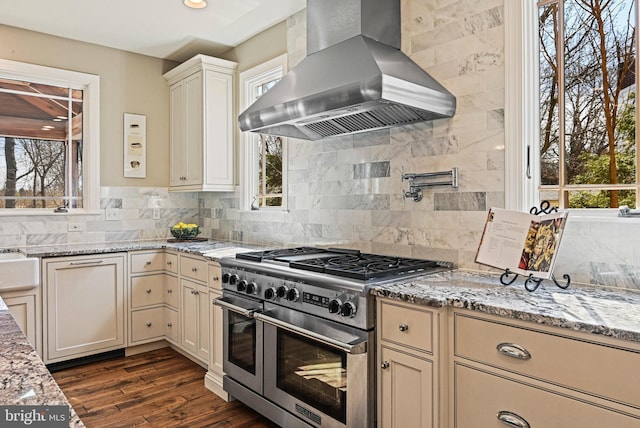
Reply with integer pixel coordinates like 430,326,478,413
0,0,306,62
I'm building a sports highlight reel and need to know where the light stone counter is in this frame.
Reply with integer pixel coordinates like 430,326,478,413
372,270,640,343
11,239,266,260
0,297,84,426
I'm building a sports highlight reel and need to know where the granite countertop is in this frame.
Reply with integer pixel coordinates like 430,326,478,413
372,270,640,344
0,298,84,426
7,239,266,259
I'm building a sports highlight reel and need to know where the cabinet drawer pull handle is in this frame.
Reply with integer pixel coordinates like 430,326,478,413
212,276,220,281
398,323,409,332
192,267,198,272
145,261,152,266
497,411,529,428
381,361,389,369
167,322,173,327
146,288,152,293
69,260,104,266
167,261,172,266
167,289,173,294
146,322,152,327
497,343,531,360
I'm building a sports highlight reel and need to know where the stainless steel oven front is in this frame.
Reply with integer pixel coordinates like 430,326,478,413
215,293,375,428
215,293,264,394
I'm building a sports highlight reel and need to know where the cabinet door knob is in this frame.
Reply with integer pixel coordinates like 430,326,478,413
146,288,152,293
167,261,172,266
398,323,409,332
192,267,198,272
167,322,173,328
497,411,530,428
497,343,531,360
167,289,173,294
212,276,220,281
146,322,152,327
145,261,152,266
381,361,390,370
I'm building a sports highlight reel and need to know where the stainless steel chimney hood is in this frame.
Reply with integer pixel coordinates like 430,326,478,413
238,0,456,141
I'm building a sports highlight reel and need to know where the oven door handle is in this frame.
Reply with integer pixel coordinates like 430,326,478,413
212,297,260,318
254,312,367,355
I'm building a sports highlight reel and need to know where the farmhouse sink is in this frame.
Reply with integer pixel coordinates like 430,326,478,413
0,252,39,292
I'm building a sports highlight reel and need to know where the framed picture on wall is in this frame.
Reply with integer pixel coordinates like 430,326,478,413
123,113,146,178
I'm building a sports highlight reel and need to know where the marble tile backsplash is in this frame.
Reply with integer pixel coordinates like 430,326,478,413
200,0,505,271
0,186,198,248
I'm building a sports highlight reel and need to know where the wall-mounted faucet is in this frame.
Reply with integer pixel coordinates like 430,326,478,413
402,167,458,202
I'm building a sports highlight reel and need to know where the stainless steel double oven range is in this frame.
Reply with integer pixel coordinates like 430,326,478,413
213,247,450,428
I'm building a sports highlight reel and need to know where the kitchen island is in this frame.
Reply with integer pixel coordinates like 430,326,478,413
0,296,84,426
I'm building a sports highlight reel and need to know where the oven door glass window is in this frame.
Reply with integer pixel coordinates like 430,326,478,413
228,311,257,374
277,329,347,424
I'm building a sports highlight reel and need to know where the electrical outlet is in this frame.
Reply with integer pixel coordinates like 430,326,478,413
68,223,83,232
152,208,161,220
106,208,123,221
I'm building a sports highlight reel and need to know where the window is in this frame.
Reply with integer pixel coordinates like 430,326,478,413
239,55,288,210
0,59,100,213
506,0,638,211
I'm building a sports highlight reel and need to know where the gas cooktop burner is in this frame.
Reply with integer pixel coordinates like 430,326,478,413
234,247,451,281
235,246,328,262
290,253,444,280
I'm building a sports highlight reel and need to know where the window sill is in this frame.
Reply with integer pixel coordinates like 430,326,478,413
0,209,102,217
565,208,640,222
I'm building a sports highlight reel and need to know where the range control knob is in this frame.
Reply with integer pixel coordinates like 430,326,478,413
286,288,300,302
340,301,357,318
264,287,278,300
221,273,230,283
246,282,258,295
228,274,240,286
328,298,342,314
276,285,289,298
237,279,248,292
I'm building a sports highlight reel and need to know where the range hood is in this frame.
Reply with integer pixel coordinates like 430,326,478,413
238,0,456,141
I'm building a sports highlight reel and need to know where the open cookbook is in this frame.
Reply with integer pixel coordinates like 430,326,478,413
475,207,569,279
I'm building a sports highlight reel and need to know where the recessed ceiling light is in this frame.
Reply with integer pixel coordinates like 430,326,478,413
183,0,207,9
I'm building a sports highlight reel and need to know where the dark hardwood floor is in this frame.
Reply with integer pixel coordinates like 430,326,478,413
52,347,278,428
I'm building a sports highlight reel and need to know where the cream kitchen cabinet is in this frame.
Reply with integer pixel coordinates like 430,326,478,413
43,253,126,364
377,298,446,428
450,309,640,427
164,54,237,192
1,288,40,355
179,255,209,363
205,262,227,400
128,250,179,346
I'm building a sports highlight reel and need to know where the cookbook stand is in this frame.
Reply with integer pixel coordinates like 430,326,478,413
499,202,571,292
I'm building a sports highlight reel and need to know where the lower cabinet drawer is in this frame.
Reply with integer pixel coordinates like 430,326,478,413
454,364,640,428
165,308,178,343
379,299,433,353
131,275,165,308
131,308,168,342
454,312,640,408
165,276,178,308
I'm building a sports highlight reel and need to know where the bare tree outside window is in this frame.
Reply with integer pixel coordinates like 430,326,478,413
255,77,284,208
538,0,637,208
0,78,83,209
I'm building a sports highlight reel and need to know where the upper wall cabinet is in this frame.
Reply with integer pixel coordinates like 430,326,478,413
164,55,238,192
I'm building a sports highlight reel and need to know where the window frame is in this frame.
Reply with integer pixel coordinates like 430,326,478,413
238,54,288,211
505,0,639,215
0,58,100,215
